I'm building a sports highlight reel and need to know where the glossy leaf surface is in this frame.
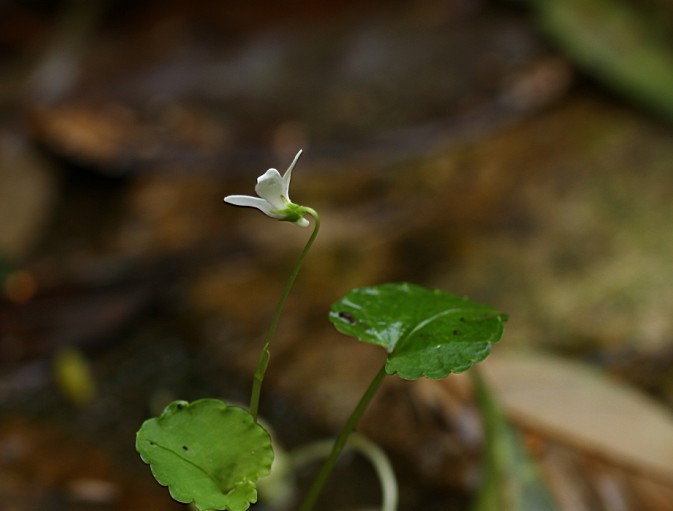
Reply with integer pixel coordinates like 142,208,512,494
329,282,507,379
136,399,273,511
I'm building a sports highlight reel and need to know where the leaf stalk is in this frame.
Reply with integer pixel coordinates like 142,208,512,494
298,363,388,511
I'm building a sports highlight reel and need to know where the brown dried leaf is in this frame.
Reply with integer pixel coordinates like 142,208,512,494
480,350,673,485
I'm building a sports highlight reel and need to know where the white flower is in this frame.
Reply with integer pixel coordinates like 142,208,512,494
224,150,310,227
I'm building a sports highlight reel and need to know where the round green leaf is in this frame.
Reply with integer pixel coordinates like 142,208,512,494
329,282,507,379
136,399,274,511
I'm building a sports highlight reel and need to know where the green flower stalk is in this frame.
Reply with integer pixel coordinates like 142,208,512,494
224,150,319,419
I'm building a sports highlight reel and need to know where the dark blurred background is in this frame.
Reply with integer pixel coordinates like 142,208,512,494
1,1,673,510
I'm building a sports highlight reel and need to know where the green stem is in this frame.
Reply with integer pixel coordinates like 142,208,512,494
249,208,320,420
298,363,388,511
291,433,398,511
348,434,398,511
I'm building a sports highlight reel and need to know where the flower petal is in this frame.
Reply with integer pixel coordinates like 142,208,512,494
224,195,277,217
281,150,303,201
255,169,286,210
224,150,309,228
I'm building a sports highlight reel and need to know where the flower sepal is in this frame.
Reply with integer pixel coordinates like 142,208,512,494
273,202,311,228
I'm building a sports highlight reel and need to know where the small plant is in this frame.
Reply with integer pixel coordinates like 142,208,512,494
136,150,508,511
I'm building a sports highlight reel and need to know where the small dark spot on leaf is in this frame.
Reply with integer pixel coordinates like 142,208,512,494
176,403,184,410
459,317,466,322
149,441,156,446
453,330,461,335
182,445,189,451
338,312,356,324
